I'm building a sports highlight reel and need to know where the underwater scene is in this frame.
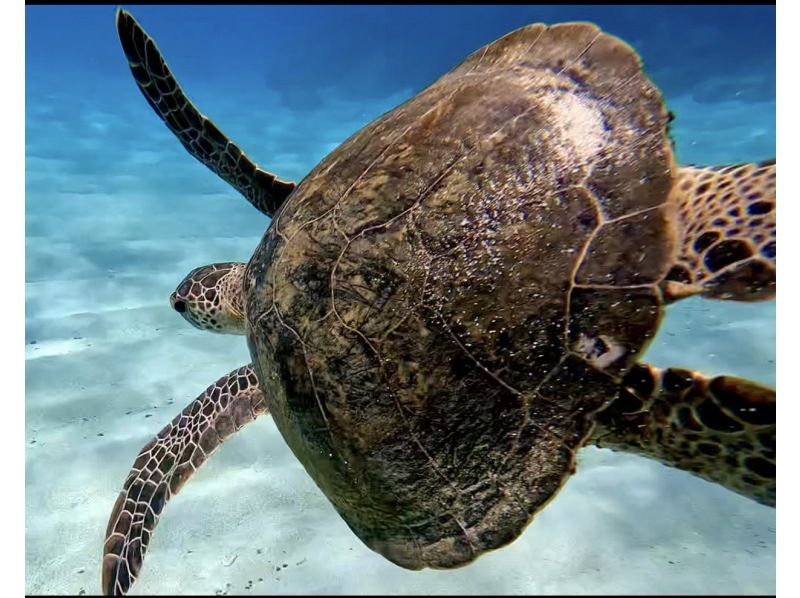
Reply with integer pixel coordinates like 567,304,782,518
25,4,775,596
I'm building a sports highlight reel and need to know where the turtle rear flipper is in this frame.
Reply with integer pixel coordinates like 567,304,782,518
591,363,775,507
102,365,266,596
664,161,775,302
115,9,295,217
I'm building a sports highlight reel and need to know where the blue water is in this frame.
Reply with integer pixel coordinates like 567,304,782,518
26,5,775,595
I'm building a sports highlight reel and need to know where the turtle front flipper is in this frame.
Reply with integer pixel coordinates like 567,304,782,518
101,364,266,596
590,363,775,507
115,9,295,217
664,161,775,302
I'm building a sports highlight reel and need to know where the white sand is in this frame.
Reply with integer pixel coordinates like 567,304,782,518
25,69,775,595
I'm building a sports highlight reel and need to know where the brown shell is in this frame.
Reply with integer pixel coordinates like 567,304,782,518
244,22,677,570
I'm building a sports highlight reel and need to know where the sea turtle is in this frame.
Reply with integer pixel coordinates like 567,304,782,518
104,9,776,596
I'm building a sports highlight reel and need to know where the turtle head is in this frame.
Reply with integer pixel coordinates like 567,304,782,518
170,262,247,335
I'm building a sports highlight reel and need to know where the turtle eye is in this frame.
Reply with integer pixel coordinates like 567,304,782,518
173,300,187,313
